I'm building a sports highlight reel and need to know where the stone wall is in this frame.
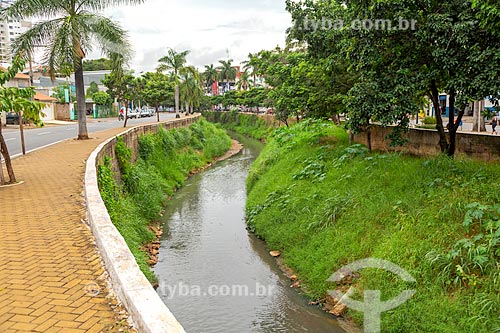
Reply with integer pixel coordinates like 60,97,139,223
96,116,199,178
353,125,500,161
54,103,71,121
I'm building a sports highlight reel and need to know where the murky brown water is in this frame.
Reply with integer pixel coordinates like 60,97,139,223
154,133,345,333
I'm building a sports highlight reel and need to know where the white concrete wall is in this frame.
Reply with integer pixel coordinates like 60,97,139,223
40,103,55,122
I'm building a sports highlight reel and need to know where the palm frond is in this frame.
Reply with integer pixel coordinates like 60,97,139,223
77,0,145,12
2,0,66,20
158,48,190,74
11,18,65,61
81,12,132,63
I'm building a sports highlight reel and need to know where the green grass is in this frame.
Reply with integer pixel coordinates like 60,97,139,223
98,119,231,283
246,119,500,332
202,110,274,140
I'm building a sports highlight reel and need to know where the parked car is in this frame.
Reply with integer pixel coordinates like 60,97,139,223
139,108,155,118
126,108,140,119
6,112,19,125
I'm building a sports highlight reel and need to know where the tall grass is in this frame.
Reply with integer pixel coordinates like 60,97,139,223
98,119,231,282
202,110,274,140
246,119,500,332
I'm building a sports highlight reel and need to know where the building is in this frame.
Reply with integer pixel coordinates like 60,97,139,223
427,94,496,118
0,0,32,66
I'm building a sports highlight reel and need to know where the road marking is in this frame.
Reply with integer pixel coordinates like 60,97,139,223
37,132,51,136
5,138,16,142
66,128,74,131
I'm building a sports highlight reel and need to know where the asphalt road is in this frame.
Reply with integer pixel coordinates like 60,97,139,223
3,113,177,157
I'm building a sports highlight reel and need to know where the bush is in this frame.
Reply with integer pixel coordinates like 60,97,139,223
423,116,437,125
98,119,231,283
202,111,275,140
246,120,500,332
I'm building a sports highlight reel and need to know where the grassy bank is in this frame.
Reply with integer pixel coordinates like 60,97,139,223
98,119,231,282
246,119,500,332
201,111,276,140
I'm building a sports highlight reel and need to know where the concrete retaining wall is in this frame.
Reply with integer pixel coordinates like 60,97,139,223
354,125,500,161
84,115,200,333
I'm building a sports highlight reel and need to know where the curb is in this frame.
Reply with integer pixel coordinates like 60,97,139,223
84,118,196,333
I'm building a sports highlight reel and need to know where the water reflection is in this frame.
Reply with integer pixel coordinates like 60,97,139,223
155,133,345,333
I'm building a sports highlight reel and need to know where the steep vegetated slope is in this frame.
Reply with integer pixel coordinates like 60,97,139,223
98,119,231,282
246,119,500,332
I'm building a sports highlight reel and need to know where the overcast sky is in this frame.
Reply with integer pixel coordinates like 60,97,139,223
100,0,292,73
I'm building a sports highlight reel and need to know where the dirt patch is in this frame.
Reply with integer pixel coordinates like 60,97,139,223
272,255,361,333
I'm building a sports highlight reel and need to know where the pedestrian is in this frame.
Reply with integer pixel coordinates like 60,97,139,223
491,116,498,135
118,106,125,121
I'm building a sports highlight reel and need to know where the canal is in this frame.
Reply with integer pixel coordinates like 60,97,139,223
154,133,345,333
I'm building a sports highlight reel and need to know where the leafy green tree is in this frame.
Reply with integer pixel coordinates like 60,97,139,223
157,48,190,118
0,57,44,185
83,58,114,71
286,0,500,155
92,91,111,106
102,70,135,127
86,82,99,98
141,72,174,121
4,0,141,140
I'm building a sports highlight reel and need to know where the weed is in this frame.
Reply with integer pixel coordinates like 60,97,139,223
98,119,231,283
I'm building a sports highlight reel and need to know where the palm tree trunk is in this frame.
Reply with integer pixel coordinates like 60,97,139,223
74,58,89,140
175,84,180,118
0,120,15,184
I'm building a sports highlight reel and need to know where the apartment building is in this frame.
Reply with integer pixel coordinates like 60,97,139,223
0,0,32,66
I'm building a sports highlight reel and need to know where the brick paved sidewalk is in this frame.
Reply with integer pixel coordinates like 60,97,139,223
0,126,140,333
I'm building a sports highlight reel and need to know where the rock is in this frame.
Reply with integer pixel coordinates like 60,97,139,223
270,250,281,257
329,302,347,317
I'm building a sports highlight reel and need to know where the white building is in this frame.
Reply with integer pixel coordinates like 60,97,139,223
0,0,32,66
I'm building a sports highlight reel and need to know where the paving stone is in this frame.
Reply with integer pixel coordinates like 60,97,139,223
0,126,137,332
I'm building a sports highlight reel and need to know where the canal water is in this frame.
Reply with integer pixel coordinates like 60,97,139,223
154,133,345,333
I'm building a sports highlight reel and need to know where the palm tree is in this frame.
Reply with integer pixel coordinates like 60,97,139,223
203,64,218,95
180,66,203,114
237,69,252,91
217,59,237,94
157,48,190,118
244,53,260,87
4,0,139,140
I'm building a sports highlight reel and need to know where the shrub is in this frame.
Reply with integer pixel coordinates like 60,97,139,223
423,116,437,125
98,119,231,283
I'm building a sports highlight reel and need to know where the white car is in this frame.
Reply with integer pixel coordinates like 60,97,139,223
126,108,140,119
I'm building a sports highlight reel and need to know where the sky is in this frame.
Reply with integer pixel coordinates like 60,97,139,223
100,0,292,73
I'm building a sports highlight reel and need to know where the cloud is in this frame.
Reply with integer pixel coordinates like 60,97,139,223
97,0,292,72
